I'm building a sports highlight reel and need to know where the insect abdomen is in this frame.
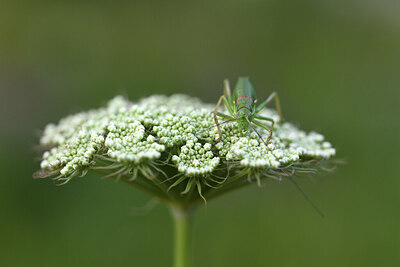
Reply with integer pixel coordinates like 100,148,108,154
233,77,257,112
235,96,254,112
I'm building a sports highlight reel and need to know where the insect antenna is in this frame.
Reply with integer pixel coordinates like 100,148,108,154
245,117,269,146
211,117,241,129
287,176,325,218
195,117,241,138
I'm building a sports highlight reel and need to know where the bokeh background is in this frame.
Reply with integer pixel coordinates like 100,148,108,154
1,0,399,266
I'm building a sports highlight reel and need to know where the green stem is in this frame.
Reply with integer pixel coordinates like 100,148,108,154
170,205,194,267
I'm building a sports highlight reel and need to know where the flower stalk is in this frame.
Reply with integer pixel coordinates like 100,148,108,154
170,205,194,267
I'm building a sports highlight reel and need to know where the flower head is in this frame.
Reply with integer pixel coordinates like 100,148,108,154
35,94,336,205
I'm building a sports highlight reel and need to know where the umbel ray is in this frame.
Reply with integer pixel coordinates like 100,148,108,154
213,77,282,146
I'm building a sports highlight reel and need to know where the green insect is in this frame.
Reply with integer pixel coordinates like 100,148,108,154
212,79,325,217
213,77,283,146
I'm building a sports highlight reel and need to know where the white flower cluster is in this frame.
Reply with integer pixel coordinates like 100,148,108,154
172,141,220,176
275,123,336,159
227,137,302,168
210,121,303,168
209,116,335,168
212,123,252,157
105,119,165,163
40,96,130,146
152,110,213,147
38,94,336,181
40,130,104,176
153,115,197,147
138,95,215,147
139,94,213,115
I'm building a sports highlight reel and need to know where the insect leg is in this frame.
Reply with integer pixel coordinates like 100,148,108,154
211,114,240,144
213,115,241,129
256,92,282,122
213,95,227,143
216,112,234,120
223,79,231,98
223,79,235,115
245,117,269,146
205,112,235,130
213,80,235,143
253,115,275,145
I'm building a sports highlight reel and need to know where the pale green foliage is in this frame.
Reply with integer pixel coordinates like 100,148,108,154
37,94,336,202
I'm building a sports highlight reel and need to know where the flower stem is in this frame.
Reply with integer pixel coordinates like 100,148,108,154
170,205,194,267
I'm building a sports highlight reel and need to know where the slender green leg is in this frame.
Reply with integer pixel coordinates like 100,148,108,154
253,120,273,146
223,79,231,98
213,95,227,143
254,115,275,145
212,79,234,143
256,92,283,122
222,79,234,113
245,117,269,146
216,112,234,120
213,113,238,144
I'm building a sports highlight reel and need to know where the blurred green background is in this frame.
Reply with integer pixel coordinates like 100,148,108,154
1,0,399,266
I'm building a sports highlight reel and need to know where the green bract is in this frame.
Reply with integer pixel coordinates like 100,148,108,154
36,94,335,204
